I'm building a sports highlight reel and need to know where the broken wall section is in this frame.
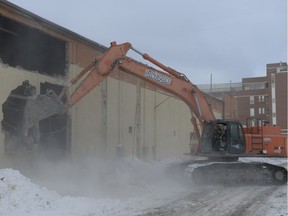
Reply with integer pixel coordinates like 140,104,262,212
0,1,107,160
0,1,202,161
0,15,67,76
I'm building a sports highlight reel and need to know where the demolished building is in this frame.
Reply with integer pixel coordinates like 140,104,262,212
0,1,224,161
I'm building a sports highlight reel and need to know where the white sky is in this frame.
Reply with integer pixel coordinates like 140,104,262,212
8,0,287,84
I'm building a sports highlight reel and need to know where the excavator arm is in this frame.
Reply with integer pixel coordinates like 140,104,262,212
64,42,215,122
21,41,215,154
62,42,131,108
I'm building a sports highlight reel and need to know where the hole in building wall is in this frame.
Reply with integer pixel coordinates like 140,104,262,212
0,15,67,76
1,80,37,152
39,82,70,159
1,81,70,159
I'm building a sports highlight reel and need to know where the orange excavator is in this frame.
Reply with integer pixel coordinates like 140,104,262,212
2,42,287,185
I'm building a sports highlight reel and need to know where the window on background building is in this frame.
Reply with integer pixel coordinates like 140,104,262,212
250,96,254,104
250,108,255,116
244,82,267,90
258,107,265,114
259,83,265,89
258,95,265,102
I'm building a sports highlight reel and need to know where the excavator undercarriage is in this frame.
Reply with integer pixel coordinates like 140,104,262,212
186,160,287,186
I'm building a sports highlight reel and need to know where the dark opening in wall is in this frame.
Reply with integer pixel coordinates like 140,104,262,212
0,15,67,76
1,81,37,152
39,82,70,159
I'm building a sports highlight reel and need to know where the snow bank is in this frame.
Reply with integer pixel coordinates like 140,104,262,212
0,158,189,216
0,168,59,215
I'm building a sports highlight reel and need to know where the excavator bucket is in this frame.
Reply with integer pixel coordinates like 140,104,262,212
2,81,65,151
22,90,65,136
2,86,65,141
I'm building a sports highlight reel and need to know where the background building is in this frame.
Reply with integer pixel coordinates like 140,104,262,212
199,62,288,134
239,62,287,133
198,82,240,120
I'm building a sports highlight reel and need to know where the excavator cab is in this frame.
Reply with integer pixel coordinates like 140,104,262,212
200,120,246,155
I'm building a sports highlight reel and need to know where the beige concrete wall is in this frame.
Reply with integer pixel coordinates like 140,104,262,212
0,63,201,161
61,63,110,158
153,92,193,159
104,76,193,160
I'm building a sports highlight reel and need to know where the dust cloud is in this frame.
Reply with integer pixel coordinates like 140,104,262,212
0,151,191,200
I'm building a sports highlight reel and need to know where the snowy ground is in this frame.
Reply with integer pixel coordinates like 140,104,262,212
139,183,287,216
0,157,191,216
0,157,287,216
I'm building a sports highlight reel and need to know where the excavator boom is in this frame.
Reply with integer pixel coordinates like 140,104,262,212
21,42,215,153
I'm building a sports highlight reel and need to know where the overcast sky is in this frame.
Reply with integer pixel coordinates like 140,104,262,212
9,0,287,84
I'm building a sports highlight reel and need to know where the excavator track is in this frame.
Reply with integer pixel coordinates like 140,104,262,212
186,161,287,186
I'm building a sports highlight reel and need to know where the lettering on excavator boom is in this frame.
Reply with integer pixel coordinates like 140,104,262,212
144,69,172,84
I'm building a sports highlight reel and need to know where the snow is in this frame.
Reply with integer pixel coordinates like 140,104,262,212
0,157,287,216
257,186,288,216
0,158,189,216
0,169,59,216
